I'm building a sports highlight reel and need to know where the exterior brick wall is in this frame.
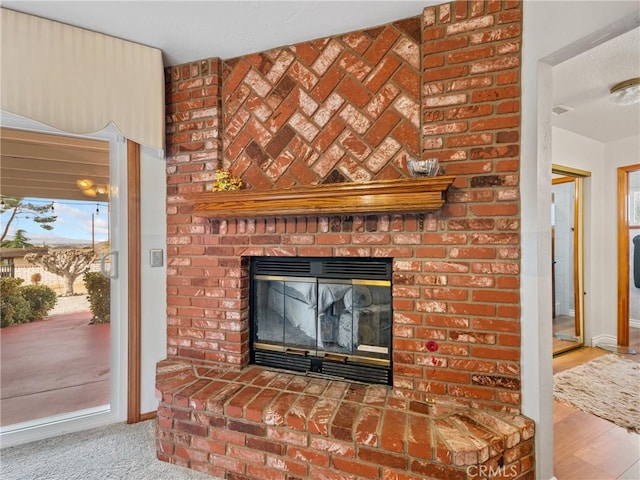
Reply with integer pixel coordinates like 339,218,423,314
160,1,529,478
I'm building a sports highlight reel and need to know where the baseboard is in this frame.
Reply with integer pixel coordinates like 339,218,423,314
139,411,157,421
630,318,640,329
591,334,617,347
0,405,115,448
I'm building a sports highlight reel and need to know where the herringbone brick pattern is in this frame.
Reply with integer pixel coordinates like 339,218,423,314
222,17,422,189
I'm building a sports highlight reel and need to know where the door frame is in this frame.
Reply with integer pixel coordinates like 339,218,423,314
551,164,590,354
127,140,142,423
617,164,640,347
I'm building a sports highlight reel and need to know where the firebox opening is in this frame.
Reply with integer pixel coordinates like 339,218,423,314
249,257,393,385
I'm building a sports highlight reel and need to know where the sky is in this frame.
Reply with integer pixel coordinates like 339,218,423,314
1,197,109,246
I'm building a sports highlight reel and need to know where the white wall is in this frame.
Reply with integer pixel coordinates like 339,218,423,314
140,145,167,414
521,3,639,479
11,261,102,288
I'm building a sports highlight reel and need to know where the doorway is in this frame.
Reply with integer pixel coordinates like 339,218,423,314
552,165,588,355
617,164,640,353
0,115,129,447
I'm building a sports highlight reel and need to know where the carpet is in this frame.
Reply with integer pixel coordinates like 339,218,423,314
553,354,640,433
0,420,217,480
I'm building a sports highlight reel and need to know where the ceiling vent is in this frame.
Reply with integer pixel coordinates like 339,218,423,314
552,104,575,116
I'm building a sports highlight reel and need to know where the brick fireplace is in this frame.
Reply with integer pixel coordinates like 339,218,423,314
248,256,394,385
157,1,534,479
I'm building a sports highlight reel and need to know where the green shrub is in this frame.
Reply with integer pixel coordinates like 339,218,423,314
1,277,23,295
21,285,57,321
4,296,31,327
1,278,29,327
1,277,23,327
83,272,110,324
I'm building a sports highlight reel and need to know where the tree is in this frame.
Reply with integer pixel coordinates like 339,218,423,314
25,248,96,296
0,196,57,243
1,229,33,248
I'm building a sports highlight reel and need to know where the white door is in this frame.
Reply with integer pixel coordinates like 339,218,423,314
0,113,128,447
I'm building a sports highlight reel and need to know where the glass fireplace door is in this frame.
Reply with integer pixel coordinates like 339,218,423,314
252,275,392,382
253,276,319,354
318,279,391,364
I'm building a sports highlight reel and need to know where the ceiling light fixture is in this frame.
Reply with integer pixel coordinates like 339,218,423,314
76,178,109,198
610,77,640,106
76,178,93,190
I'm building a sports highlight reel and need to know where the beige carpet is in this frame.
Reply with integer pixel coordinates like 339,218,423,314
0,420,215,480
554,354,640,433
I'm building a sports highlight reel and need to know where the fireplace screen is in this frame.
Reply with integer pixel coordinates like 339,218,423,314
250,257,392,385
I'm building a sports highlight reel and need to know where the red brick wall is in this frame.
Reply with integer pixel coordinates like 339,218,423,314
222,17,421,188
164,0,522,412
418,1,522,409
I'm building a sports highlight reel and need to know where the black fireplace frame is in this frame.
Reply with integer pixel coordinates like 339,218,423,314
249,256,393,385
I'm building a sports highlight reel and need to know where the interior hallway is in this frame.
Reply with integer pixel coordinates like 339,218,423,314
552,327,640,479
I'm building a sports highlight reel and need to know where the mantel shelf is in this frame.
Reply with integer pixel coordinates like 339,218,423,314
189,175,456,219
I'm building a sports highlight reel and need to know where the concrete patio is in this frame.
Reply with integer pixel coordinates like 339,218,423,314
0,299,110,427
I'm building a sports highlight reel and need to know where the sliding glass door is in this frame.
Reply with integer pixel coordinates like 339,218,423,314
0,114,128,446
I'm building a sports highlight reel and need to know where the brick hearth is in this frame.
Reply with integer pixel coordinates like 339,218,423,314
158,1,533,478
156,361,534,479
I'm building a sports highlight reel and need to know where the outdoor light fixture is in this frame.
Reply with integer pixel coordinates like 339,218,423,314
610,77,640,106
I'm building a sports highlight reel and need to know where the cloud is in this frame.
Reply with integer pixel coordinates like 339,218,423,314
52,201,109,241
1,199,108,245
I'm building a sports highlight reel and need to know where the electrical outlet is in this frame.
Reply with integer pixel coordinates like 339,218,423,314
150,249,163,267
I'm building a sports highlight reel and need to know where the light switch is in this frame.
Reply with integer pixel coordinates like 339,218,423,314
150,249,163,267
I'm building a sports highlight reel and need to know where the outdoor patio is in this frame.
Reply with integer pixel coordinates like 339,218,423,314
0,296,110,426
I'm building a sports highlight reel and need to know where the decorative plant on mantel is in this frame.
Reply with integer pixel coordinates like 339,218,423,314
212,169,242,192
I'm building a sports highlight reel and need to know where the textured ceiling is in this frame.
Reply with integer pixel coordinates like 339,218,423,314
1,1,431,64
552,27,640,143
1,2,639,144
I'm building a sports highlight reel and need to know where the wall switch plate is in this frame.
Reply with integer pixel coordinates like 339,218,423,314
150,249,163,267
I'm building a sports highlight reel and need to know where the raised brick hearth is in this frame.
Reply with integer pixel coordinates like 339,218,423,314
158,1,533,478
157,361,534,479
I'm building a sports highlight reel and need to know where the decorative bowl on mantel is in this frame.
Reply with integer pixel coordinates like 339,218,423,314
407,158,440,177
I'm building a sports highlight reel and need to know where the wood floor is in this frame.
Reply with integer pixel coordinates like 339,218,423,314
553,314,581,355
553,328,640,479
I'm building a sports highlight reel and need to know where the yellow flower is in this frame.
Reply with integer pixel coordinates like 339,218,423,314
212,170,242,192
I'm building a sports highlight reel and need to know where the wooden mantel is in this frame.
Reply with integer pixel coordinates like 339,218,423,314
190,175,456,219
